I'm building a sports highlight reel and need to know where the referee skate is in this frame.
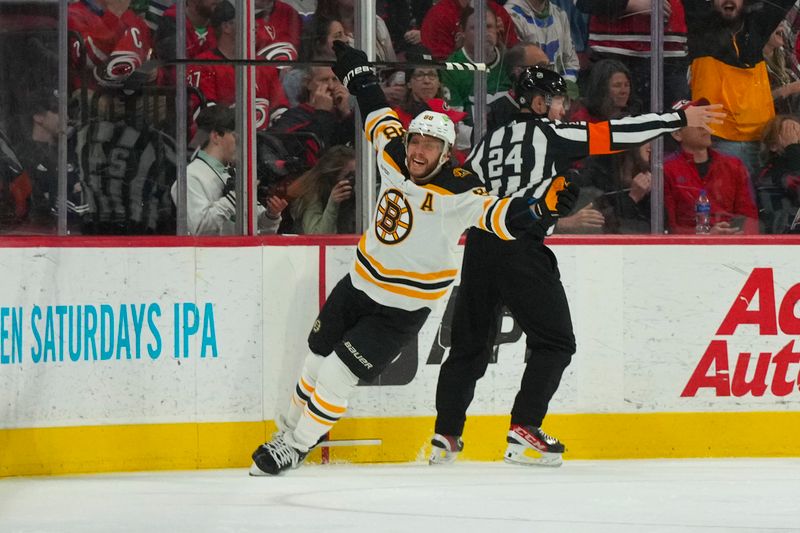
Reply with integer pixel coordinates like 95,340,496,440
504,425,565,467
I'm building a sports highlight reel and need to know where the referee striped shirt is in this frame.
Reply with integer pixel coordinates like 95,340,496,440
465,111,686,199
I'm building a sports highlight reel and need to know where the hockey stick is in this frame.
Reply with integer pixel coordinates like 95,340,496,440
172,57,487,71
139,57,487,72
317,439,382,448
120,57,485,93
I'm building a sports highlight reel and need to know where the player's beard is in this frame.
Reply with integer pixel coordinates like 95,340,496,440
408,157,440,184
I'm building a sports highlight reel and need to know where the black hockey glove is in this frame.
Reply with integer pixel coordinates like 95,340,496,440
332,40,378,94
528,176,579,229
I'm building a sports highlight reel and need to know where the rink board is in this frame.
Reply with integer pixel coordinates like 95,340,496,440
1,236,799,475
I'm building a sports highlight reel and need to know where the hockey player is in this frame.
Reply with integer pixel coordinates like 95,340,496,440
248,41,580,476
429,67,725,466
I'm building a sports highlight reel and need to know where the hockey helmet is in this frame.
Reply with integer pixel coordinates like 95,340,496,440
405,111,456,180
515,66,567,108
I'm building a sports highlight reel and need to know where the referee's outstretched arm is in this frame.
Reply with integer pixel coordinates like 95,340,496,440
535,105,725,158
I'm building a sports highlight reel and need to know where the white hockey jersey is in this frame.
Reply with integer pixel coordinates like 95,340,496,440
349,105,531,312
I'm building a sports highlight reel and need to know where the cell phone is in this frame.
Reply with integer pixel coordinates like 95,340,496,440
730,215,746,231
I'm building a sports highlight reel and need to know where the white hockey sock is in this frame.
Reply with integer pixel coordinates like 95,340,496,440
282,352,326,433
285,355,359,452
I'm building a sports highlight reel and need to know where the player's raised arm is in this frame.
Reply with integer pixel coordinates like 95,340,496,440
331,41,405,151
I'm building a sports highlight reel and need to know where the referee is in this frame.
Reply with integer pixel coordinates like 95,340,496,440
430,66,725,466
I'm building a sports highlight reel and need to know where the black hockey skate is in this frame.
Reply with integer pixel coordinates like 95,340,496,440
429,434,464,465
250,434,308,476
504,424,564,467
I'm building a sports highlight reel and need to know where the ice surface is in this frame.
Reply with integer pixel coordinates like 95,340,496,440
1,459,799,533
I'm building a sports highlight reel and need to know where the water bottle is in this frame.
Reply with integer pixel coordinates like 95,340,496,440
695,189,711,234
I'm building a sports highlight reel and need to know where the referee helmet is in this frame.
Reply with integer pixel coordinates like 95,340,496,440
515,66,567,108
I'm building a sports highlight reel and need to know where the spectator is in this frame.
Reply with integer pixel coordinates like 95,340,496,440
394,46,446,128
684,0,796,180
187,2,289,130
154,0,220,62
754,114,800,233
551,0,589,59
15,91,87,233
143,0,173,30
174,106,286,235
486,42,550,132
504,0,580,95
271,66,355,166
763,23,800,115
577,0,689,110
421,0,519,61
559,59,639,231
441,7,512,132
564,143,653,234
284,15,347,107
254,0,303,62
377,0,433,56
68,0,154,91
569,58,640,122
297,14,347,62
288,145,356,234
0,128,31,231
395,67,445,127
380,69,409,110
315,0,396,61
664,99,759,235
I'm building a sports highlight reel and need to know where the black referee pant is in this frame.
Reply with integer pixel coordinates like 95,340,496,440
434,228,576,437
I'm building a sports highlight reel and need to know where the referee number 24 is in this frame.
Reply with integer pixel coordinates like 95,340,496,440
487,144,522,177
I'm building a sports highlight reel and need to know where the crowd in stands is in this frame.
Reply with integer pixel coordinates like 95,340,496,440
1,0,799,236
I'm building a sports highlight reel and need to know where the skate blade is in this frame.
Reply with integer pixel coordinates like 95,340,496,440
428,450,459,465
248,461,277,476
503,444,563,467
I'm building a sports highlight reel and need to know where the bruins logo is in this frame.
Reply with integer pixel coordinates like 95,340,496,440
452,167,472,178
375,188,412,244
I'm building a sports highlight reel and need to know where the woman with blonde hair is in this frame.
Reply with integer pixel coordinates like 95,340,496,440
288,145,356,234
